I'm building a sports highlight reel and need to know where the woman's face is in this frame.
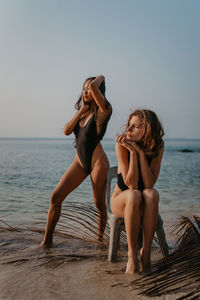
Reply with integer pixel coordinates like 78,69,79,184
126,115,143,142
82,80,93,103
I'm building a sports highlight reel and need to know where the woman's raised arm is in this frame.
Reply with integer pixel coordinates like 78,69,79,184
89,75,109,112
139,145,164,188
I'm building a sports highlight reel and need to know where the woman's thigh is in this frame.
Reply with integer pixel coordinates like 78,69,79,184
110,186,128,218
90,156,109,199
111,187,143,218
53,159,88,201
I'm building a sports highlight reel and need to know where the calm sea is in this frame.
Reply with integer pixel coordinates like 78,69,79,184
0,138,200,231
1,137,199,300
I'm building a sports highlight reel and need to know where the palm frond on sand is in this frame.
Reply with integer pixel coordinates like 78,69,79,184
0,218,20,232
58,202,161,248
57,201,109,243
57,201,117,244
131,215,200,299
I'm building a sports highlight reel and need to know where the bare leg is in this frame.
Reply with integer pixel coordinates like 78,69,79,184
90,158,109,241
111,188,142,274
140,188,159,273
41,160,88,246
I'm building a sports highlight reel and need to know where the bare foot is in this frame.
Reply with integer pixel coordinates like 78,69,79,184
40,240,53,247
139,249,152,274
140,262,152,274
125,257,138,274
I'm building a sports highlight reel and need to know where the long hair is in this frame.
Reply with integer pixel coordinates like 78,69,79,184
125,109,164,157
74,77,106,110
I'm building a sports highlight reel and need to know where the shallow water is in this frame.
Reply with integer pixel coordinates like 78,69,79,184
0,138,199,299
1,138,199,232
0,226,128,300
0,225,190,300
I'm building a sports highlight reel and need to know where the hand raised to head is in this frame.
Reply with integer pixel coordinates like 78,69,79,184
80,96,91,114
90,75,105,89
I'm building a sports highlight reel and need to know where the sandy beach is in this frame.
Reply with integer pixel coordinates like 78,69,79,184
0,225,192,300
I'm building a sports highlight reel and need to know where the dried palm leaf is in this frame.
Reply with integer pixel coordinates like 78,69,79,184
0,218,20,232
58,202,160,248
58,201,111,244
131,215,200,299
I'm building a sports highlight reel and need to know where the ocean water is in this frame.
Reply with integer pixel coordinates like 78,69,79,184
0,137,200,230
0,138,200,299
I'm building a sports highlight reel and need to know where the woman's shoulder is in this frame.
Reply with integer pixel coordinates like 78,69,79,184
150,144,164,161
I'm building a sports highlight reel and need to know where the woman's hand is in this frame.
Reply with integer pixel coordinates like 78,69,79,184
116,135,143,155
90,75,105,89
115,134,126,145
125,140,144,155
116,135,135,153
79,96,91,115
64,98,88,136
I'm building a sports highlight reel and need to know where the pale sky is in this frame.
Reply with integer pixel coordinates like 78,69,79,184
0,0,200,139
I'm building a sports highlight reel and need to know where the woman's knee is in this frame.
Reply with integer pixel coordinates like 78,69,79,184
50,190,64,207
101,156,109,171
143,188,159,205
99,159,109,178
126,189,142,208
94,197,106,211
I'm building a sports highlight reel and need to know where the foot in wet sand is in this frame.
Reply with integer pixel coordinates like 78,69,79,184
40,239,53,248
140,262,152,274
125,256,138,275
139,249,152,274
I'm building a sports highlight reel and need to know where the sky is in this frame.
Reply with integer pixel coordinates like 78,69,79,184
0,0,199,139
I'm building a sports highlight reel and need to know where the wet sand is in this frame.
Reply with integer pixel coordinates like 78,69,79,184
0,227,189,300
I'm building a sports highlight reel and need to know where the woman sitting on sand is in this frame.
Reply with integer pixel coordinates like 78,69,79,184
42,75,112,246
111,109,164,274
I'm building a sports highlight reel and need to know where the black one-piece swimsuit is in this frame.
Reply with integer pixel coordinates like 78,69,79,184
117,156,153,191
73,103,112,174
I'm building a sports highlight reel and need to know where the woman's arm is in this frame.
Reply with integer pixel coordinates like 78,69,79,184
89,75,109,112
64,98,90,136
125,141,164,188
139,146,164,188
116,136,139,189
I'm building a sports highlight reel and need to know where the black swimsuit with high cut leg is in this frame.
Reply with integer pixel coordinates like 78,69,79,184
117,155,153,191
73,101,112,174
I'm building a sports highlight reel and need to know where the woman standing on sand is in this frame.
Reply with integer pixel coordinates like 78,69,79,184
111,109,164,274
42,75,112,246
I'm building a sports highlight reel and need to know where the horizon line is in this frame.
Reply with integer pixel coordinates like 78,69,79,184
0,137,200,140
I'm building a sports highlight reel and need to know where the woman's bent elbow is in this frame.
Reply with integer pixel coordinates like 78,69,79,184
126,181,138,190
64,128,72,136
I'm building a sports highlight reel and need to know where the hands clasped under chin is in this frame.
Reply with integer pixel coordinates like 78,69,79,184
116,135,142,154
